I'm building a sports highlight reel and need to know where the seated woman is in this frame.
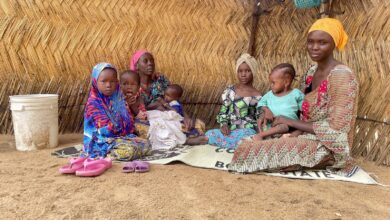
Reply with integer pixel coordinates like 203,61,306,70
229,18,358,177
82,63,150,161
205,53,262,149
129,50,170,110
129,50,202,137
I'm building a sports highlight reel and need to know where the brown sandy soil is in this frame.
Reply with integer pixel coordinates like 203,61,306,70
0,134,390,220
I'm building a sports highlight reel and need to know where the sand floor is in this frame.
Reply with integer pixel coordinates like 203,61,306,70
0,134,390,220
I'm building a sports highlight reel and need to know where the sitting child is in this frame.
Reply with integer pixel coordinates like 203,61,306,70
253,63,304,140
120,70,147,120
159,84,205,137
161,84,184,116
81,63,150,161
120,70,148,138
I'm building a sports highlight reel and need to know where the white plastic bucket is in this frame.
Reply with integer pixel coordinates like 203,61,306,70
9,94,59,151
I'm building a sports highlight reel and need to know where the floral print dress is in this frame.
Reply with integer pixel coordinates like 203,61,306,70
206,85,262,149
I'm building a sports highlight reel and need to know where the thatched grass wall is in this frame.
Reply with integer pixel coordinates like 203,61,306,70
0,0,389,165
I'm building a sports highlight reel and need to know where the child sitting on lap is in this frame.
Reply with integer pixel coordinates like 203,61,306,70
160,84,185,115
253,63,304,140
158,84,205,138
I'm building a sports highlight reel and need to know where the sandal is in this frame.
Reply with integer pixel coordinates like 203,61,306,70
134,161,150,173
59,157,86,174
122,162,136,173
75,158,112,177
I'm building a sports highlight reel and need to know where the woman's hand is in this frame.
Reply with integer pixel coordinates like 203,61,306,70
263,107,274,123
257,117,264,131
183,116,195,131
220,124,231,136
260,107,274,129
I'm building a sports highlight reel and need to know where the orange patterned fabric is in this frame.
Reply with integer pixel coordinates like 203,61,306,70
229,65,359,177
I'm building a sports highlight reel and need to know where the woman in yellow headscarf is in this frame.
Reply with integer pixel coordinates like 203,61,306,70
229,18,359,177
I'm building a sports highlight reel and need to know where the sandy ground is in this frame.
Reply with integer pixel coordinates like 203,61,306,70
0,134,390,220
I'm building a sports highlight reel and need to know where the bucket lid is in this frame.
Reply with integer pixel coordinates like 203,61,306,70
10,94,58,103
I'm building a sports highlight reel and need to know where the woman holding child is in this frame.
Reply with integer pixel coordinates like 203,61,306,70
229,18,359,177
127,50,202,138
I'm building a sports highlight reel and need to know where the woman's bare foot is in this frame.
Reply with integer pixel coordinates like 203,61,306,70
185,136,209,145
252,134,263,141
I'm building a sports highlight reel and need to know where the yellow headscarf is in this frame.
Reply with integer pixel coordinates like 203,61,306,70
308,18,348,51
235,53,259,75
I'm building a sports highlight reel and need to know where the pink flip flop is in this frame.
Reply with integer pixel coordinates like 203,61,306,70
75,158,112,177
59,157,86,174
134,161,150,173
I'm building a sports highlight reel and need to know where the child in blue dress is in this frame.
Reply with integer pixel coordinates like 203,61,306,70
253,63,304,140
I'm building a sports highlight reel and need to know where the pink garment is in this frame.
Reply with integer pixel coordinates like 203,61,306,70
129,49,149,71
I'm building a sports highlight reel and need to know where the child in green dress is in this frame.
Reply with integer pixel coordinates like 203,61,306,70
253,63,304,140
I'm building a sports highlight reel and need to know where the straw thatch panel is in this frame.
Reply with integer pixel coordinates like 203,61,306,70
0,0,389,165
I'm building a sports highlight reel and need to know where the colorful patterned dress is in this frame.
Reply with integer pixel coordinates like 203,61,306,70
206,85,262,149
228,65,359,176
134,74,170,139
140,74,170,106
82,63,150,160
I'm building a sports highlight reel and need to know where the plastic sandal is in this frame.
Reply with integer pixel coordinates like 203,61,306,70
59,157,86,174
134,161,150,173
75,158,112,177
122,162,136,173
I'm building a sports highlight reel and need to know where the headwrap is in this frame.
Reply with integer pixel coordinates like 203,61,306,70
83,63,134,158
129,49,150,71
308,18,348,51
235,53,259,75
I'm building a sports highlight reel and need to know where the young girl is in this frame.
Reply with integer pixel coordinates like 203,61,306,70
253,63,304,140
120,70,147,120
82,63,150,160
205,53,262,149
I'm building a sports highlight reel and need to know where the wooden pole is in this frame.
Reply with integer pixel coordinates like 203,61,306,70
248,0,261,56
320,0,333,18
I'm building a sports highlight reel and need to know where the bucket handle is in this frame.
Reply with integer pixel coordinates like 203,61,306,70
11,105,57,111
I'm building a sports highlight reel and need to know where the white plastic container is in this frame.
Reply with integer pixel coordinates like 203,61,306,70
10,94,59,151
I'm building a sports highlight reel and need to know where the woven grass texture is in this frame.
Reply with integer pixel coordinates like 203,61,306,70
0,0,389,165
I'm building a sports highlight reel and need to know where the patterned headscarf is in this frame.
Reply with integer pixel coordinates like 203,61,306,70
83,63,134,157
235,53,259,75
129,49,150,71
308,18,348,51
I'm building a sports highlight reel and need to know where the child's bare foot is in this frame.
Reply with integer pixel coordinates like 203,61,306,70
185,136,209,145
252,134,263,141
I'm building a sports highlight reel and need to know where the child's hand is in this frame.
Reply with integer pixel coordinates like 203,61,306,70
125,94,137,105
